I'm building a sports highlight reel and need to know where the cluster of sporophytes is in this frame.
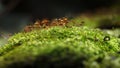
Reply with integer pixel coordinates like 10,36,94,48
23,17,68,32
0,25,119,68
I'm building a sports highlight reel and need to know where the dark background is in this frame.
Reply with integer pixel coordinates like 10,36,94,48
0,0,119,33
12,0,117,18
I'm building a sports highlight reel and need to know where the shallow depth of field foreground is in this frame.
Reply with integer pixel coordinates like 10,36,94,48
0,25,120,68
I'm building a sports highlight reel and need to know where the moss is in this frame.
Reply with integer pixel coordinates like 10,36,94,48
68,13,120,29
0,26,119,68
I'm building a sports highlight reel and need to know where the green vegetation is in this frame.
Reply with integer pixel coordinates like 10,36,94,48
0,26,119,68
0,38,6,46
68,13,120,29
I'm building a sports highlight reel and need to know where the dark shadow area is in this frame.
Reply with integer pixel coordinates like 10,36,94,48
0,0,119,32
12,0,117,18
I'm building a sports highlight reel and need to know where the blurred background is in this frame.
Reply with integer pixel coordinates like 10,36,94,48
0,0,120,45
0,0,119,32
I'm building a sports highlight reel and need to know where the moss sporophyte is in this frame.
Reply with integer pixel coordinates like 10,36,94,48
0,26,119,68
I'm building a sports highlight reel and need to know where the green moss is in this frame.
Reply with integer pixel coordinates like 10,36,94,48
68,13,120,29
0,26,119,68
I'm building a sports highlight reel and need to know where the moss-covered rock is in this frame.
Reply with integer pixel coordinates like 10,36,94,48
0,26,119,68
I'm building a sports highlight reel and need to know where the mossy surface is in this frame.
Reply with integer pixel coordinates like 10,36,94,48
0,26,120,68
